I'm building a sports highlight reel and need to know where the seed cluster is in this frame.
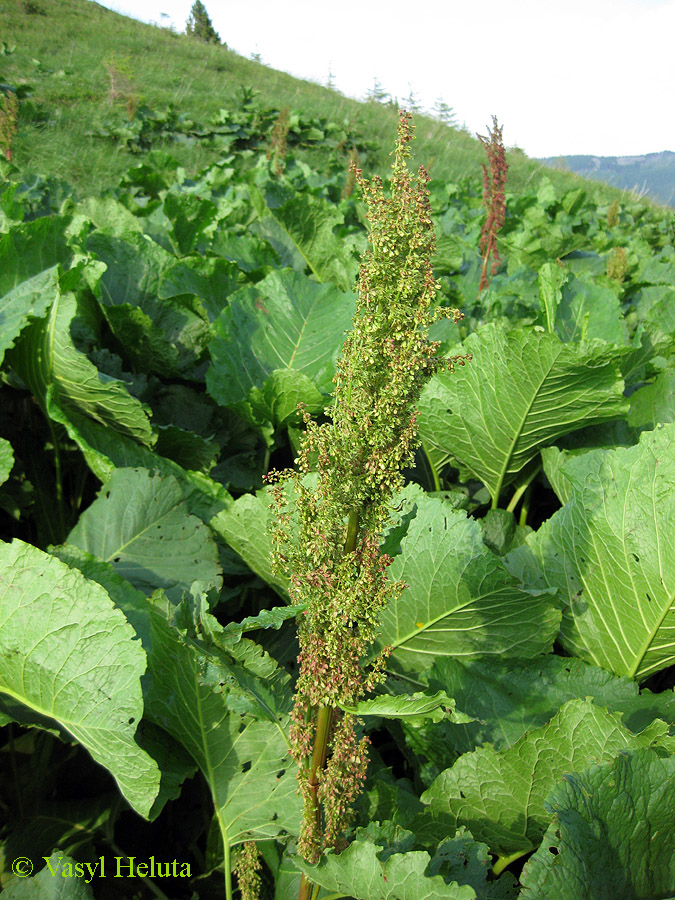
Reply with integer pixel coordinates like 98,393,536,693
268,111,467,862
478,115,508,293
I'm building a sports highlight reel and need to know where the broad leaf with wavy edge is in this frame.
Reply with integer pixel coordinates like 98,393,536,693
508,424,675,681
421,655,675,760
0,540,160,817
144,596,300,860
372,494,560,677
520,750,675,900
250,180,359,291
419,699,673,865
417,323,627,505
66,467,222,602
206,268,355,430
294,838,476,900
87,231,211,376
0,215,71,366
9,278,155,446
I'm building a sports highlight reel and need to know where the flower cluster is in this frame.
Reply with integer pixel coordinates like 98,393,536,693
233,841,262,900
0,90,19,162
269,111,467,866
267,106,290,177
478,115,508,294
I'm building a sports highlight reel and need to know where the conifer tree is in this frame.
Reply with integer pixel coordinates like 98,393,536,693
186,1,221,45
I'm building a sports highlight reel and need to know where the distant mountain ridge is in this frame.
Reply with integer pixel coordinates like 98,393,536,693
540,150,675,207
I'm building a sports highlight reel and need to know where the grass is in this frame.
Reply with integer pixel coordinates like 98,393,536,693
0,0,664,208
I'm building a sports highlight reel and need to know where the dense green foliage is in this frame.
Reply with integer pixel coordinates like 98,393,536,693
1,3,675,899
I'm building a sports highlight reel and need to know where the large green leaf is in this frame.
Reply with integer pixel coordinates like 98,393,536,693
420,699,672,864
294,838,477,900
417,323,628,504
74,196,143,236
206,268,354,430
0,267,59,367
45,395,232,524
9,282,155,446
0,215,71,298
538,264,627,346
87,231,210,376
144,597,300,853
421,655,675,759
372,495,560,677
66,467,222,602
508,425,675,680
0,540,160,817
628,362,675,429
210,485,289,598
520,750,675,900
3,851,95,898
163,190,218,255
250,180,359,291
40,544,198,820
0,436,13,487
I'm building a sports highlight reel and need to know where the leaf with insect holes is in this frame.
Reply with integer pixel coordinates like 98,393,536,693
294,838,477,900
418,699,673,861
519,750,675,900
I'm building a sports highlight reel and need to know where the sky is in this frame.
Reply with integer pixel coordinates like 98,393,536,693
95,0,675,158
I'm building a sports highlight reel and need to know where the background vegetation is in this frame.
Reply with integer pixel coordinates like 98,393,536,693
1,0,658,205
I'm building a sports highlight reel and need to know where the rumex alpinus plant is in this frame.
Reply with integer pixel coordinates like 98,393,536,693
266,106,290,177
268,111,467,900
478,115,507,294
0,90,19,161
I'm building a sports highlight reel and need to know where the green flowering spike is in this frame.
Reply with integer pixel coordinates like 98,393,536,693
268,112,469,871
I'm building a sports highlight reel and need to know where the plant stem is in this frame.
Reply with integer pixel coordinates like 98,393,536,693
519,484,532,527
492,849,526,876
505,465,541,515
298,510,360,900
219,812,233,900
420,440,441,492
47,417,67,540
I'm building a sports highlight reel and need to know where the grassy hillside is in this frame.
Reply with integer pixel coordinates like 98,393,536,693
0,0,658,207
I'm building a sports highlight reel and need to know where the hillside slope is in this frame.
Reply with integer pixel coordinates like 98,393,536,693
0,0,662,209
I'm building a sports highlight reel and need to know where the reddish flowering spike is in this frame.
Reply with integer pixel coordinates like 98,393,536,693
477,116,508,295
